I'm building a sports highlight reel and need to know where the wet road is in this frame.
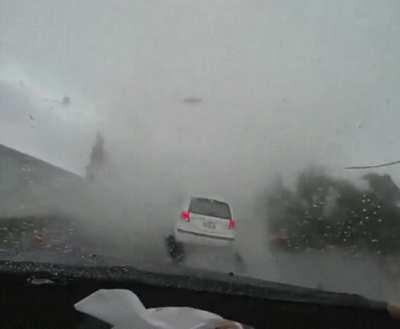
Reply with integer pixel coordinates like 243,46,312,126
0,216,399,303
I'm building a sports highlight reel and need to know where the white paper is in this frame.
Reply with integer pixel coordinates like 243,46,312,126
74,289,225,329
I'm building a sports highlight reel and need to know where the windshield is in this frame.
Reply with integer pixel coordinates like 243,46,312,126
189,198,231,219
1,0,400,304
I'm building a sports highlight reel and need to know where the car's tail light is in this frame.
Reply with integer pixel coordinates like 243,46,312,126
228,219,236,229
181,211,191,222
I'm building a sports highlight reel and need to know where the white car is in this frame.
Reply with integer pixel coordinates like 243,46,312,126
166,197,237,262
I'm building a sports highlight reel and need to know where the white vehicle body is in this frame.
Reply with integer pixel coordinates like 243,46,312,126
174,197,236,248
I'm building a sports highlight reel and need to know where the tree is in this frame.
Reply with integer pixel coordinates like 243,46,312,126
86,132,106,182
267,168,400,255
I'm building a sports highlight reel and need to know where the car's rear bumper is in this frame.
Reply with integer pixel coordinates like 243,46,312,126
174,228,235,247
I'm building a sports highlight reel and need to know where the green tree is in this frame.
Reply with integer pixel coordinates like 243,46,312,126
267,168,400,255
86,132,106,182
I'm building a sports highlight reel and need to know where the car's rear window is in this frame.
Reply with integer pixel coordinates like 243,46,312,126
189,198,231,219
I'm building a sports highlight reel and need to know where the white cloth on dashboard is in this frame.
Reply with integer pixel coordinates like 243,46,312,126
74,289,226,329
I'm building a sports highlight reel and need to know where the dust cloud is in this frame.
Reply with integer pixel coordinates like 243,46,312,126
1,0,400,302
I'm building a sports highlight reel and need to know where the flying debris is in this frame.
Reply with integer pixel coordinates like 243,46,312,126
182,97,203,104
62,96,71,105
43,96,71,106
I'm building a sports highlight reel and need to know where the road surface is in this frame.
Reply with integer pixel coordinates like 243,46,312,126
0,215,399,303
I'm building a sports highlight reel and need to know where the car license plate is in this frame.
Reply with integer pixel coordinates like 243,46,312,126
203,221,216,229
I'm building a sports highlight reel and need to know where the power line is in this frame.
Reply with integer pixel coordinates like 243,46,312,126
345,160,400,170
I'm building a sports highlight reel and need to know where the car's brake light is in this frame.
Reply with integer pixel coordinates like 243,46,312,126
228,219,236,229
181,211,191,222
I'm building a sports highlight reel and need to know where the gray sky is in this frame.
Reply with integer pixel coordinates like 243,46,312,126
1,0,400,186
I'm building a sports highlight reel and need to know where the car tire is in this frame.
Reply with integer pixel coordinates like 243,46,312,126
233,251,245,272
165,235,185,263
234,251,243,263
